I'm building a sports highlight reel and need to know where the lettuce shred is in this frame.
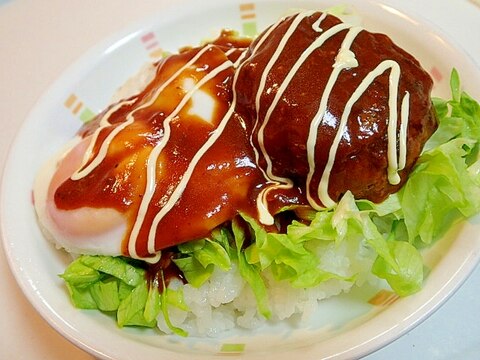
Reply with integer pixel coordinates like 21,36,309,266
60,69,480,331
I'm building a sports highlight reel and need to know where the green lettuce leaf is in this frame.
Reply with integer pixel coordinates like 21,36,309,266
117,280,155,327
232,217,271,319
60,255,158,328
172,256,214,288
173,235,232,287
371,240,423,296
241,212,349,289
399,69,480,245
159,274,189,337
90,278,120,312
144,285,161,324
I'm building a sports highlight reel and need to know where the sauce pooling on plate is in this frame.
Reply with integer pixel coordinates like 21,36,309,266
35,12,437,261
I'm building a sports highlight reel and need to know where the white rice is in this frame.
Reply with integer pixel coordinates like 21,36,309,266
156,240,377,337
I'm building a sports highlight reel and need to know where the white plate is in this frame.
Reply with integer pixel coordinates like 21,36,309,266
2,0,480,359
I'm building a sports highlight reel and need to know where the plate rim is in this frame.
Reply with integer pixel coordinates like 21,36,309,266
2,0,480,359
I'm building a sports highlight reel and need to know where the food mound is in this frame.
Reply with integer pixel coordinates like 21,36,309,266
235,12,437,207
34,10,480,337
35,11,436,260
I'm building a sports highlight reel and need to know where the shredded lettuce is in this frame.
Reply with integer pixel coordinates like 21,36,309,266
60,69,480,332
399,69,480,246
173,235,232,287
60,255,189,335
159,274,189,337
60,255,155,327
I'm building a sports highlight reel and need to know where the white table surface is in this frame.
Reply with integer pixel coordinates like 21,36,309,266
0,1,479,359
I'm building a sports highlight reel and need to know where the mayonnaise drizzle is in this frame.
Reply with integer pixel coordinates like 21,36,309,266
305,26,362,209
70,98,136,180
71,45,216,183
129,54,234,259
147,83,240,254
255,16,351,212
311,11,328,32
252,11,410,213
129,26,286,258
317,60,410,207
70,44,229,261
252,12,317,224
399,91,410,171
243,15,294,225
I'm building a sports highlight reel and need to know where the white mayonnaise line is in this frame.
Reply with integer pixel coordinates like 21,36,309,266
317,60,409,207
145,50,250,253
305,26,362,209
227,16,290,225
253,12,314,160
233,48,278,225
70,99,136,180
398,91,410,170
256,22,352,210
147,103,237,250
249,13,309,170
256,11,325,182
254,11,314,122
71,45,215,183
311,11,328,32
129,58,234,257
225,48,237,57
253,12,332,222
385,62,408,185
